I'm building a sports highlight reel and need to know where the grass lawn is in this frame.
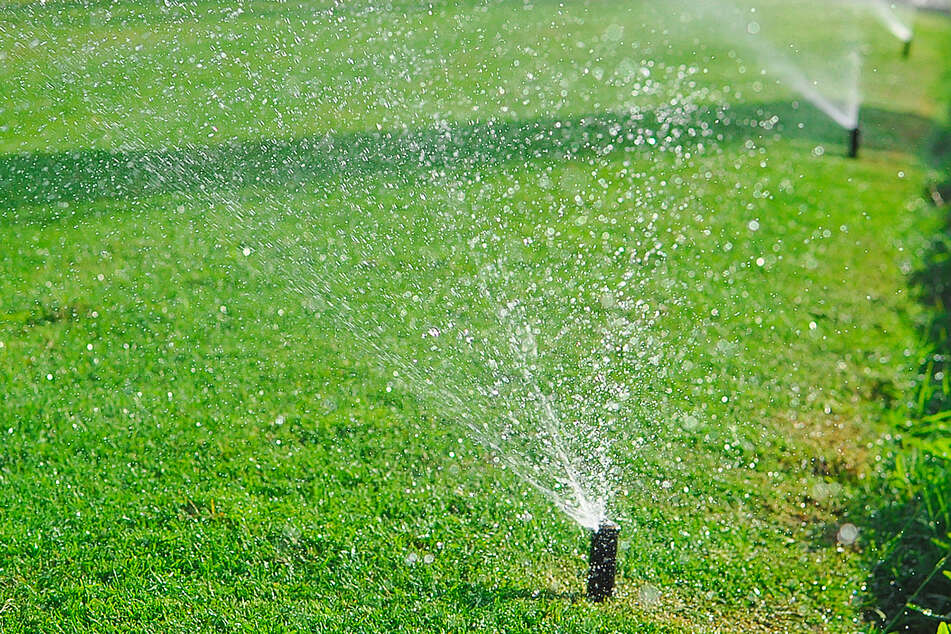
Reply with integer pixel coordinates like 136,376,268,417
1,1,950,631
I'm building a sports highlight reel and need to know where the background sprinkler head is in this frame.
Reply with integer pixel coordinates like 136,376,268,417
902,39,912,59
848,127,860,159
586,520,620,602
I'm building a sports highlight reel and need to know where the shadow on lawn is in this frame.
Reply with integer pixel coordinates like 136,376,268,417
860,123,951,632
0,100,935,225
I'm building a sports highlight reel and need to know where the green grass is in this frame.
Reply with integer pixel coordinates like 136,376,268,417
1,1,950,631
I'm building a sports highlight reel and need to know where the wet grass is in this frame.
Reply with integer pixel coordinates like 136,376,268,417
1,1,950,632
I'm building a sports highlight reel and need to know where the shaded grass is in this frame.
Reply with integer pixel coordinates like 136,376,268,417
0,101,937,218
860,58,951,632
863,198,951,633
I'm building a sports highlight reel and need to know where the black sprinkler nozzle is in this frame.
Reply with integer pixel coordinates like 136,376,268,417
848,127,860,159
902,39,912,59
586,521,620,602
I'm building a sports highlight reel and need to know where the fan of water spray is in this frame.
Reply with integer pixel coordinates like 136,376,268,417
213,102,710,531
680,0,863,136
866,0,915,44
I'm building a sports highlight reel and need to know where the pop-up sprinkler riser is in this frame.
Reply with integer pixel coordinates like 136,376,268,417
848,126,860,159
587,521,620,602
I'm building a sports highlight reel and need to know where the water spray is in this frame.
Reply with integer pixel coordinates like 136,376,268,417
870,0,915,58
586,520,620,602
683,0,861,143
848,126,860,159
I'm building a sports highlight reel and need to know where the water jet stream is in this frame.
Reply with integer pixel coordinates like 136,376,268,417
867,0,914,43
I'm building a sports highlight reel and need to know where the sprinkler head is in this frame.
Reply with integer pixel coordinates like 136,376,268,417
902,39,912,59
848,127,860,159
586,520,620,602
